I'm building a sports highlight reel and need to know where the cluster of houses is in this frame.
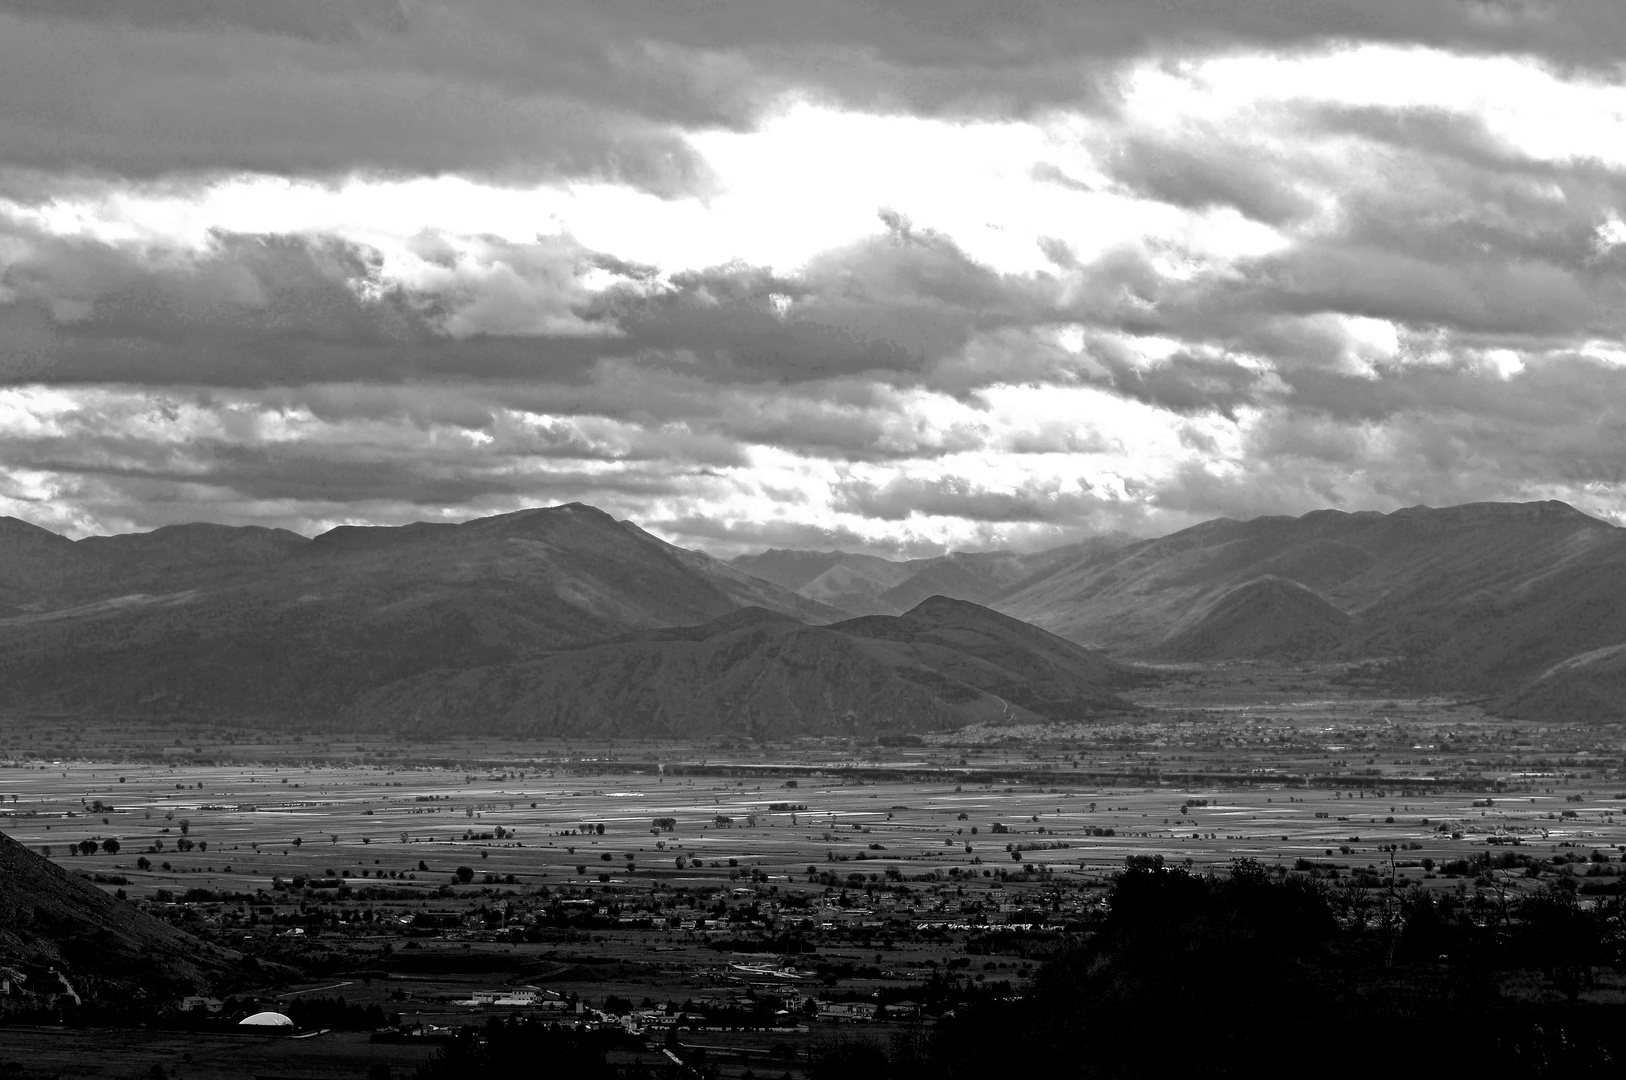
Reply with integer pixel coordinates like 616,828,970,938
411,983,925,1033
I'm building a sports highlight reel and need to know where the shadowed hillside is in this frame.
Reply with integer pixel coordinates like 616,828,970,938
1157,575,1350,660
0,516,98,616
0,831,242,1007
1496,643,1626,723
341,596,1143,737
997,501,1626,705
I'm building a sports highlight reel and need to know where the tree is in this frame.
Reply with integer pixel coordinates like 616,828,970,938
102,838,120,855
136,856,151,870
78,839,98,856
454,866,474,883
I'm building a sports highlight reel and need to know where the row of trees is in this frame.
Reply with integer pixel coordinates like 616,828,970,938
40,838,119,857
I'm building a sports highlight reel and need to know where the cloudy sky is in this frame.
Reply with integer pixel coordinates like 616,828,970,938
5,1,1626,554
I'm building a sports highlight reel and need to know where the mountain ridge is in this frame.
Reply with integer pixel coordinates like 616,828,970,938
729,534,1136,616
5,499,1626,725
0,503,846,725
340,594,1143,738
994,499,1626,713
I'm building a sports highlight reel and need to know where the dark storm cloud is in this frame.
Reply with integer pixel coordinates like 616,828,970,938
0,6,709,193
1083,342,1265,419
592,215,1057,391
1,226,416,383
8,0,1626,188
1102,136,1319,228
0,225,632,386
0,398,743,520
0,217,1052,392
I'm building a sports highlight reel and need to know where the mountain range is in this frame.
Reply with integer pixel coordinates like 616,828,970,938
986,500,1626,721
0,504,840,724
0,504,1133,734
343,596,1143,737
728,537,1132,616
4,498,1626,728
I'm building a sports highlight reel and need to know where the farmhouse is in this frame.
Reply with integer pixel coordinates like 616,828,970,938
817,1000,879,1022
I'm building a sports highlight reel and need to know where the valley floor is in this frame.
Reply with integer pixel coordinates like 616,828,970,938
0,661,1622,1078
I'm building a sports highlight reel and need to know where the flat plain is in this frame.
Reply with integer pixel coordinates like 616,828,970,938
1,660,1623,1079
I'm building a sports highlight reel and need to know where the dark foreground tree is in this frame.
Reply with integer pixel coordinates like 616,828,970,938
919,858,1626,1080
415,1019,614,1079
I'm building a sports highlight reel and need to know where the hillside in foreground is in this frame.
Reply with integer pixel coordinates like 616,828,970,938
0,830,243,1009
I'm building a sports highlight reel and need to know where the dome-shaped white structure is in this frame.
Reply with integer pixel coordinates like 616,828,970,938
239,1011,295,1028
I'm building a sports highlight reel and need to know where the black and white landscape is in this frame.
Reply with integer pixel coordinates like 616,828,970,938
2,4,1626,1078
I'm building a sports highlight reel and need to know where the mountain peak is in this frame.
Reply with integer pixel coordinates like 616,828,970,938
1382,499,1608,527
0,515,73,545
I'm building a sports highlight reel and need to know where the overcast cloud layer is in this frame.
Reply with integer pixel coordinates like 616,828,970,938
5,1,1626,553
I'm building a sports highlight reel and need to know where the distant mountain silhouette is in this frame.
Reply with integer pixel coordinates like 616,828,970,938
0,830,241,1003
342,596,1142,737
731,537,1133,616
0,504,843,724
996,501,1626,707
